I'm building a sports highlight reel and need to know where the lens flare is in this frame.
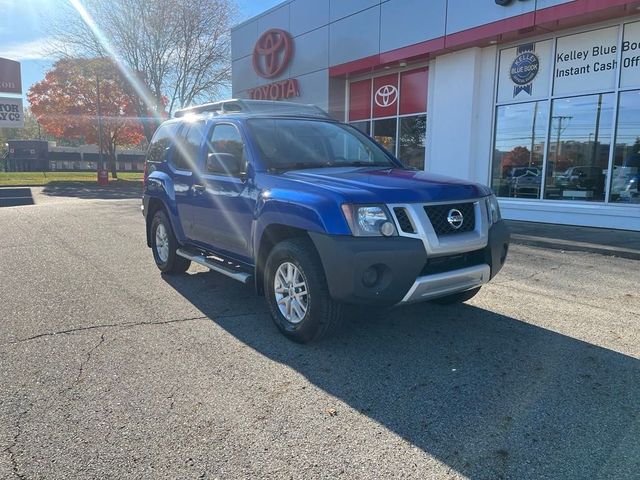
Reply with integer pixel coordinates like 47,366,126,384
67,0,162,124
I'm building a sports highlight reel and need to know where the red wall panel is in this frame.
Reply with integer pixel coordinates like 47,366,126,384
372,74,399,118
348,79,372,121
400,68,428,115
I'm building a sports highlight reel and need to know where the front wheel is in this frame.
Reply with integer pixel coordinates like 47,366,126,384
150,210,190,274
431,286,481,305
264,238,342,343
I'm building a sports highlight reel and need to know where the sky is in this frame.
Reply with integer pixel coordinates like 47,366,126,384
0,0,283,103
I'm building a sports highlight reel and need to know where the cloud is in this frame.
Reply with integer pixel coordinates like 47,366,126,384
0,38,59,61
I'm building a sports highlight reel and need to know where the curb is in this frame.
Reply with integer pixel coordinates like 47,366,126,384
510,234,640,261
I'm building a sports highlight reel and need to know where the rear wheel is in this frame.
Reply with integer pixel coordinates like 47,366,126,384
150,210,190,274
265,238,342,343
431,287,481,305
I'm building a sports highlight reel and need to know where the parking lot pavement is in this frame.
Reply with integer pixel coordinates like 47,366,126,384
0,183,142,208
0,199,638,480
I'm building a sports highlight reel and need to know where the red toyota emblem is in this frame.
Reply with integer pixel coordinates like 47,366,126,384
253,29,293,79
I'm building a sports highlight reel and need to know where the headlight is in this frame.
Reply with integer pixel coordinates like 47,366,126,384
341,204,397,237
486,194,501,225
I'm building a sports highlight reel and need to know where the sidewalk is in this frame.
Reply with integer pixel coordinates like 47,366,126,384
506,220,640,260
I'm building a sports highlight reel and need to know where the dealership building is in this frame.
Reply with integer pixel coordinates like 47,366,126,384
231,0,640,231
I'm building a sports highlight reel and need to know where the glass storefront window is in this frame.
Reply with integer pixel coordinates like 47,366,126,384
398,115,426,170
350,121,370,135
612,90,640,203
348,68,428,168
544,93,614,202
372,118,397,155
492,101,548,198
493,28,640,208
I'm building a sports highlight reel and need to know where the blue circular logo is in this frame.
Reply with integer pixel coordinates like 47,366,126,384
510,52,540,86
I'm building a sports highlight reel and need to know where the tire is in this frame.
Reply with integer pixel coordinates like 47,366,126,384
264,238,342,343
431,286,481,305
150,210,190,274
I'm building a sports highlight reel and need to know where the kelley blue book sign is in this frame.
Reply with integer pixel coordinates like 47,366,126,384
621,21,640,88
0,97,23,128
553,26,618,96
498,40,552,103
499,22,640,103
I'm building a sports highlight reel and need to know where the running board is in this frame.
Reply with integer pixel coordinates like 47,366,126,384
176,248,253,284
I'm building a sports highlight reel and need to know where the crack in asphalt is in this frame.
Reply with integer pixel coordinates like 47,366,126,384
0,310,264,476
3,406,30,480
2,311,263,347
3,331,108,478
58,333,107,397
2,316,207,346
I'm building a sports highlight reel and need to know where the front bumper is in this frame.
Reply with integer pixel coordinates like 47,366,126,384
309,220,509,306
400,264,491,303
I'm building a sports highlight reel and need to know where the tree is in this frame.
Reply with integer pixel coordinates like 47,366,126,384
0,108,42,142
28,58,145,178
501,146,533,176
49,0,234,140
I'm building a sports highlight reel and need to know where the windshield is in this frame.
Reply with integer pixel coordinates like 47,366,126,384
246,118,398,171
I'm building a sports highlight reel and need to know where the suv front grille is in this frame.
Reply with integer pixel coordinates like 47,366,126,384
424,202,475,236
420,249,485,276
393,207,415,234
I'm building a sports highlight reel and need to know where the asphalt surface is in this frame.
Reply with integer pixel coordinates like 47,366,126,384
0,196,638,479
507,220,640,260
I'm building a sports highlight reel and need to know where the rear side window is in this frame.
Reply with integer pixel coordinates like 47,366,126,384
146,123,180,163
171,121,206,171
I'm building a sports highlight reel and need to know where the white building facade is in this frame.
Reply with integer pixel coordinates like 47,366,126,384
232,0,640,231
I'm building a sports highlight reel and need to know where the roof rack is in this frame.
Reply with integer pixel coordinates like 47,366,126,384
174,99,332,119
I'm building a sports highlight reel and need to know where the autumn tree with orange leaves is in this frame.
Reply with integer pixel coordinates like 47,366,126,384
28,58,145,178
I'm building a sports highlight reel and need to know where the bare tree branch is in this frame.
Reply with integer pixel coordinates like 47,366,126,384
48,0,236,139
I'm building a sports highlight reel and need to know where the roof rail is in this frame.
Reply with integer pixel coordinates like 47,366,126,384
174,99,332,119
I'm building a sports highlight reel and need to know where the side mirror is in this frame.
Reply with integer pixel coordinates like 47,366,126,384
206,152,243,177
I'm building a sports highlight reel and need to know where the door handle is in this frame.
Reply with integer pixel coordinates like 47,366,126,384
193,184,206,193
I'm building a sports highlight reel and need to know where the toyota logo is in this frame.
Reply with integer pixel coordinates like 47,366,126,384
447,209,464,230
253,29,293,79
374,84,398,108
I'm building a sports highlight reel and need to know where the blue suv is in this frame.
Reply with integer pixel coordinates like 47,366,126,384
143,100,509,342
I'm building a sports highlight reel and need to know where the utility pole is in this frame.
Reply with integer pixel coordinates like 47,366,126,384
529,102,538,167
96,75,105,171
591,93,602,164
552,115,572,172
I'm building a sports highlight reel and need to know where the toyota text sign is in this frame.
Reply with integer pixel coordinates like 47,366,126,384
249,29,300,100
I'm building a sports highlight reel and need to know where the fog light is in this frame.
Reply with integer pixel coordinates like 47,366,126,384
379,221,396,237
362,267,379,287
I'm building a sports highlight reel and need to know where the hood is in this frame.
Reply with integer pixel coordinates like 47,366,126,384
280,167,492,204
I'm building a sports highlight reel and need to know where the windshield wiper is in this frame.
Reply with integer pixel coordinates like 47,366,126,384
269,161,335,172
267,161,393,173
339,161,393,168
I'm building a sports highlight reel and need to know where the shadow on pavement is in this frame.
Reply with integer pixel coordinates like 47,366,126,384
164,270,639,479
41,181,142,200
0,187,35,207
